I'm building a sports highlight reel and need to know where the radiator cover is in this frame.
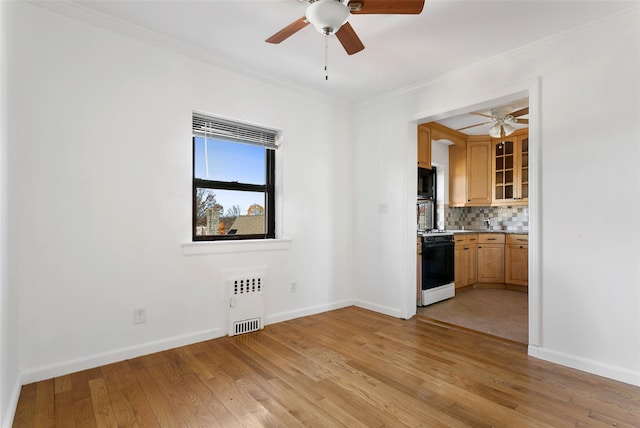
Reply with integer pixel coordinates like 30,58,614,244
226,269,265,336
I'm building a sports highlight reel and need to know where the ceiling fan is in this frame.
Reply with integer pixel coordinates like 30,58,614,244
458,106,529,138
266,0,425,56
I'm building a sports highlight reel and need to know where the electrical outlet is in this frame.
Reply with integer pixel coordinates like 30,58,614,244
133,307,147,325
290,282,297,293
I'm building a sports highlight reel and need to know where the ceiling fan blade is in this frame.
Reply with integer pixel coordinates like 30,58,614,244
266,17,309,44
457,121,492,131
350,0,425,14
511,107,529,117
516,118,529,124
335,22,365,55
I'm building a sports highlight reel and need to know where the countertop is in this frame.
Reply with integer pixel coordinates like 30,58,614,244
418,230,528,237
451,229,527,235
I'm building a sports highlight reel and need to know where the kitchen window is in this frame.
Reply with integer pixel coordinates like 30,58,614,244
192,112,278,241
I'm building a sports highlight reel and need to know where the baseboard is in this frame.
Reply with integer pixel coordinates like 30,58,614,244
265,299,354,325
528,345,640,387
20,300,358,385
353,299,402,319
1,378,22,428
20,327,224,385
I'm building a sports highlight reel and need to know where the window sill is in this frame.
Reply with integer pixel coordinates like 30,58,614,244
182,239,291,256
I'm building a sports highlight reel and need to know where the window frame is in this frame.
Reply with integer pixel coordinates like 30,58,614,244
192,137,276,241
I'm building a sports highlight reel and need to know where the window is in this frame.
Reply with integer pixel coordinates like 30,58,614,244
192,113,278,241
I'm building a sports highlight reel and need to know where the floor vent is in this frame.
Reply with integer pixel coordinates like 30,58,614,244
227,270,265,336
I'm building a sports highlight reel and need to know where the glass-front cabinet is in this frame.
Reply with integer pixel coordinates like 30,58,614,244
491,129,529,205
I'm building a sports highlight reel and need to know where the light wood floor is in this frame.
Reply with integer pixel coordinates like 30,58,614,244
417,287,528,344
13,306,640,427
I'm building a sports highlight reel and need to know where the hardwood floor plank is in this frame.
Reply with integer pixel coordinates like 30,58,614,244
12,383,36,428
73,397,97,428
175,373,243,428
69,365,102,427
174,345,216,381
13,307,640,427
88,378,118,428
222,337,350,426
203,362,273,426
54,375,72,394
100,364,141,427
128,356,188,427
53,390,75,428
33,379,54,428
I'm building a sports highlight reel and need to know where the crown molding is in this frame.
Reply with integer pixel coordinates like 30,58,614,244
357,4,640,109
27,0,353,110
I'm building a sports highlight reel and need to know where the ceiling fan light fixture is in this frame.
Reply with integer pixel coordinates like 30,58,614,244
489,124,502,138
306,0,350,35
502,123,515,136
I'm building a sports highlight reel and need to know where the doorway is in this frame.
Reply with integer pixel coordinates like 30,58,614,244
411,81,540,348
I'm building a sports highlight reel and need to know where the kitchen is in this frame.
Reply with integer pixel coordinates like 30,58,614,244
416,100,530,344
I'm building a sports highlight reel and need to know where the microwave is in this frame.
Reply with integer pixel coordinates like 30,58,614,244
418,166,436,200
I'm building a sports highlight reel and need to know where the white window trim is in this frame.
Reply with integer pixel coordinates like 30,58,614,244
182,239,291,256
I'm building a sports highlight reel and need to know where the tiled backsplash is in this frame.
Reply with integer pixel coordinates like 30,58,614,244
444,205,529,232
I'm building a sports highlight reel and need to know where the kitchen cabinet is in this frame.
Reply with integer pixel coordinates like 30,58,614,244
506,234,528,286
417,124,431,169
449,142,467,207
477,233,505,283
454,234,478,288
466,137,492,206
492,129,529,205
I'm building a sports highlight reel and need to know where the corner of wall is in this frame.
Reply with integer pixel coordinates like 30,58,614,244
0,2,21,427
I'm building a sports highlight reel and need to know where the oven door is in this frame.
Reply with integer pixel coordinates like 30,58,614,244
422,240,455,290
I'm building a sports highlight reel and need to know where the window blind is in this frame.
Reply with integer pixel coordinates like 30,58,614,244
193,112,280,149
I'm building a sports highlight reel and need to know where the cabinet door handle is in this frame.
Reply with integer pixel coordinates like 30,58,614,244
487,238,497,241
520,246,524,249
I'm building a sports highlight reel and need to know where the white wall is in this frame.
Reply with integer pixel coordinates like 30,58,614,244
5,1,354,391
1,4,638,426
353,7,640,386
0,2,21,427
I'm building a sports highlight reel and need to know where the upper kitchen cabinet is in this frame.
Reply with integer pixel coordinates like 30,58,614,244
417,124,432,169
449,142,467,207
466,136,492,206
491,129,529,205
418,122,467,170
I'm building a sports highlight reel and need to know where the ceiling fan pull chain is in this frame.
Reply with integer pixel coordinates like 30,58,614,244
324,33,329,80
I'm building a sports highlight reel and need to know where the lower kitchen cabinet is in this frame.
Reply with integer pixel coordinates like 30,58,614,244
453,232,528,288
477,233,505,283
454,234,477,288
506,234,528,286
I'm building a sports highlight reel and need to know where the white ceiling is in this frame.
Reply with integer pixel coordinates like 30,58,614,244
64,0,636,133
